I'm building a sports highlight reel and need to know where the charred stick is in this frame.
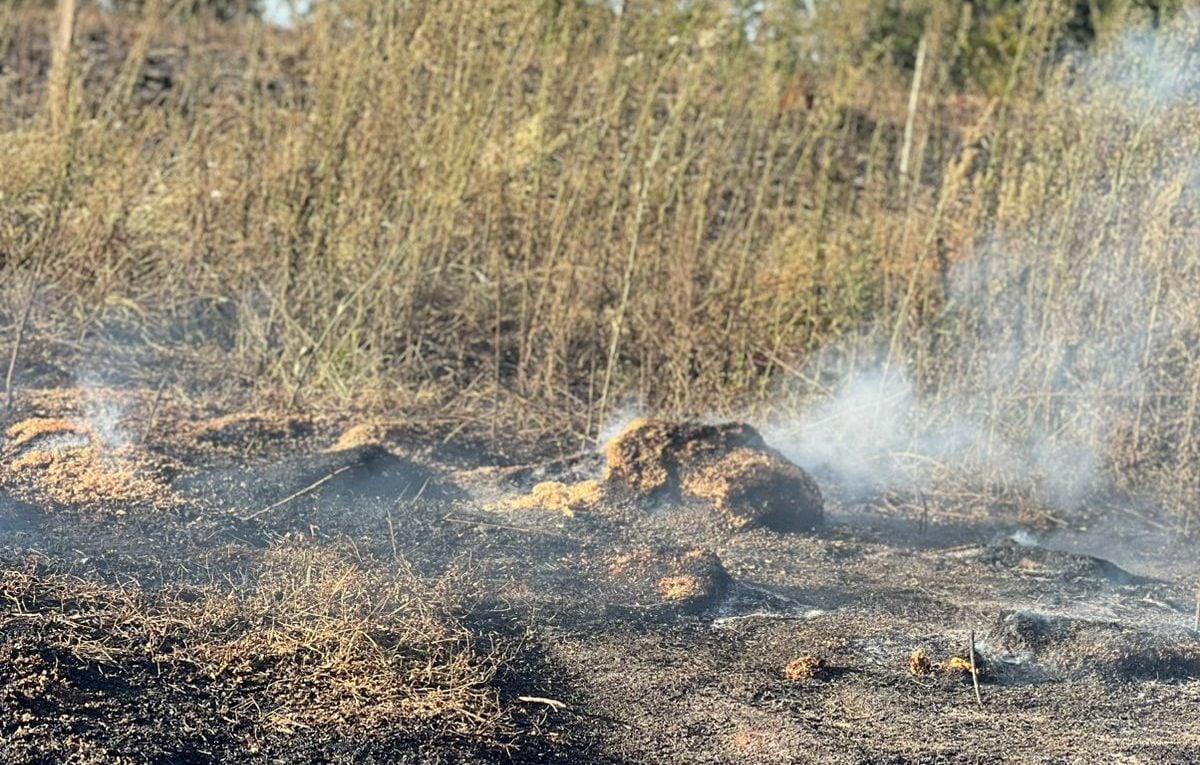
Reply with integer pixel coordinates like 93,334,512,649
386,510,399,561
968,629,983,707
517,695,568,711
240,466,352,521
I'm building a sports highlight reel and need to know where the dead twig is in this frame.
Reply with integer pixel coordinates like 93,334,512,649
918,489,930,535
4,286,36,411
139,375,169,445
441,514,564,537
516,695,568,711
968,629,983,707
49,0,78,134
386,510,399,561
240,466,351,521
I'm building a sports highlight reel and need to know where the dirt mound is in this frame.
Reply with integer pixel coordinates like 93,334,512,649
604,419,822,531
197,444,455,518
988,610,1200,681
1,418,176,510
977,540,1142,585
190,413,313,450
605,546,732,614
329,421,413,452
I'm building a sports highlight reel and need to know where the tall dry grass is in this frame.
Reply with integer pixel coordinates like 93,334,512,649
1,1,1198,517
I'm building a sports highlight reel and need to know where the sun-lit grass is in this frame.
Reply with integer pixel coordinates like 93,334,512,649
1,0,1198,519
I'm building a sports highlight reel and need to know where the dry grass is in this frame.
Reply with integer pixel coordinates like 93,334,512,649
0,2,1198,520
908,649,934,676
604,420,669,493
783,655,826,682
907,649,985,679
680,447,822,530
489,479,604,517
2,416,176,509
0,547,517,741
6,416,91,448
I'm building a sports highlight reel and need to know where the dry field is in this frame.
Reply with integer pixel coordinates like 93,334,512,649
2,1,1200,762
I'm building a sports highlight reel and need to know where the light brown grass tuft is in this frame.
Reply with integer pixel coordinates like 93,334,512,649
328,421,411,452
488,480,603,517
908,649,934,676
2,417,174,509
783,655,826,682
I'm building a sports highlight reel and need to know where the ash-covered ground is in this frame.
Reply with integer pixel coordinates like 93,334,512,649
2,389,1199,764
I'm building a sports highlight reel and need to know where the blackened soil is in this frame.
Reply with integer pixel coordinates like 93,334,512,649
3,411,1200,764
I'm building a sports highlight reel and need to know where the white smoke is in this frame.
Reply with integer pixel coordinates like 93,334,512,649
596,401,646,451
766,16,1199,512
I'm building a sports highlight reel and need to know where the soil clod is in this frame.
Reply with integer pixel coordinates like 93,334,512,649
606,546,733,613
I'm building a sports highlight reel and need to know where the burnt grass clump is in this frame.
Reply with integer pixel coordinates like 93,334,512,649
977,539,1145,586
989,610,1200,682
604,419,824,532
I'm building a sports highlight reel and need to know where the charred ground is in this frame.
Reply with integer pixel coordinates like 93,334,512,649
2,389,1199,764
